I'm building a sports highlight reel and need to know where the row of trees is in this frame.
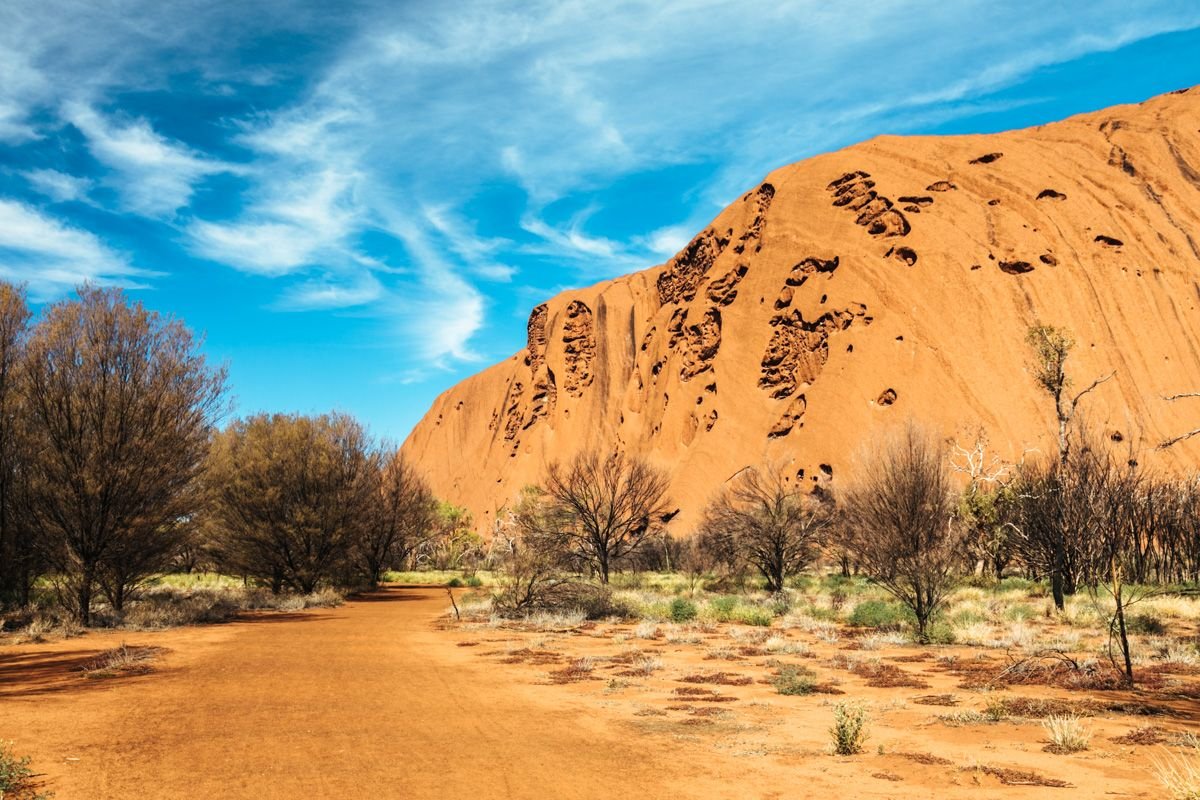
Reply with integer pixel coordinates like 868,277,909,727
0,283,448,624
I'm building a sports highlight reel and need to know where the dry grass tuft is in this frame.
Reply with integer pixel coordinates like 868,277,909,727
851,661,930,689
895,751,953,766
79,643,164,679
1155,751,1200,800
1042,714,1091,754
969,765,1071,788
678,672,753,686
1111,726,1168,745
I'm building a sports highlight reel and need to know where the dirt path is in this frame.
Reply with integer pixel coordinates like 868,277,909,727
2,588,733,799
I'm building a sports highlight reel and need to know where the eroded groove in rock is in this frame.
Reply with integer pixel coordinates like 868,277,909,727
706,264,749,306
999,260,1035,275
502,381,525,441
926,180,957,192
524,303,548,370
526,367,557,427
657,228,729,306
733,183,776,254
680,308,722,381
562,301,596,396
759,305,865,398
827,171,910,238
767,394,807,438
786,256,840,288
969,152,1003,164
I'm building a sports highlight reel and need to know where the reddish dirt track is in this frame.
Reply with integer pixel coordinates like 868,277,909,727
2,587,739,799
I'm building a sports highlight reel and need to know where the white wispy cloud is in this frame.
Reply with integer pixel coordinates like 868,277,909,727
188,168,361,277
0,198,147,298
22,169,94,203
66,103,234,216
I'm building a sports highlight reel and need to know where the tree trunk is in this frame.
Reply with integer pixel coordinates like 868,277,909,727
77,580,93,626
1050,572,1065,611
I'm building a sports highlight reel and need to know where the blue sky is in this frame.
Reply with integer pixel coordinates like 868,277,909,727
2,1,1200,441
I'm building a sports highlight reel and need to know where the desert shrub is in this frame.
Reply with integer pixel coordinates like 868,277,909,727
1004,603,1036,621
0,741,50,800
771,665,817,695
1043,714,1091,753
1127,612,1166,635
466,575,484,588
849,600,908,630
830,702,870,755
669,597,698,622
446,577,464,588
707,596,738,621
922,620,956,645
734,605,775,627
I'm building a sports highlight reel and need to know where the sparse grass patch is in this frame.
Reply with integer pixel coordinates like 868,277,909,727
851,661,929,688
770,665,817,695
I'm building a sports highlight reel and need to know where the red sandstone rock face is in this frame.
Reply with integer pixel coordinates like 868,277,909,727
403,87,1200,535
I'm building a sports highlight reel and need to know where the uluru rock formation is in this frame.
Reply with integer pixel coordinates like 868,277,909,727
402,87,1200,535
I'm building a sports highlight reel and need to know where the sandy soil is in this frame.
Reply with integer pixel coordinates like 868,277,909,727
3,587,1197,798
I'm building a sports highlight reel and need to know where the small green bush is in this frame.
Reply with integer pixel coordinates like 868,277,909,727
669,597,698,622
830,702,870,755
0,741,49,800
849,600,908,630
771,665,816,695
708,596,739,621
734,606,775,627
996,577,1036,593
1004,603,1036,621
447,577,464,588
466,575,484,588
923,621,956,645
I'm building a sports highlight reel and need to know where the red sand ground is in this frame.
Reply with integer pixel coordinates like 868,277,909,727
5,587,1198,798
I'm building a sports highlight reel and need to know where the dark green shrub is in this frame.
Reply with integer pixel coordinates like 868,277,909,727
447,577,464,588
1127,613,1166,635
669,597,698,622
848,599,908,630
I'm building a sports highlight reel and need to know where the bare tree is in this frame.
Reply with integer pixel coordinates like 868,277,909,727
1004,437,1113,610
699,463,833,592
495,487,581,615
357,450,435,585
23,287,226,623
208,412,376,593
0,282,33,607
1025,324,1114,464
528,451,672,584
841,424,963,642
